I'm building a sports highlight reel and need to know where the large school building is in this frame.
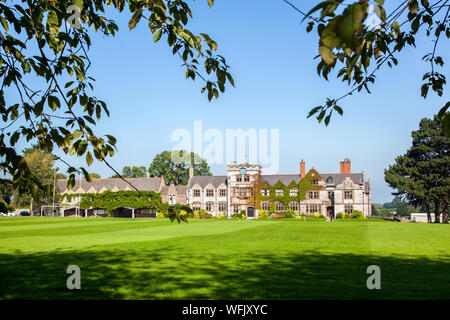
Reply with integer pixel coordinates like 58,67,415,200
56,159,372,218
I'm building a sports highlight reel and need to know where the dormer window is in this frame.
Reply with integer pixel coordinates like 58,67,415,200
276,189,284,196
312,179,319,185
326,176,334,185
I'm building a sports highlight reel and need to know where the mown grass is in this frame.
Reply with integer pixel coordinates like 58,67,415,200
0,217,448,299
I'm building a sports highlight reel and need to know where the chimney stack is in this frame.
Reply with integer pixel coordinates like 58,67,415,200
189,166,194,180
340,158,351,174
300,159,306,179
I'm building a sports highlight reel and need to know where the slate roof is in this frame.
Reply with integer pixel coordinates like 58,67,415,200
56,177,164,193
161,185,187,196
261,175,300,186
320,173,364,186
187,176,227,188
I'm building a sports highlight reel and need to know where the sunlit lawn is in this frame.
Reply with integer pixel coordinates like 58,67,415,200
0,217,448,299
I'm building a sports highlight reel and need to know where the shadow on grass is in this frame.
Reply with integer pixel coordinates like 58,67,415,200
0,247,450,299
0,246,448,300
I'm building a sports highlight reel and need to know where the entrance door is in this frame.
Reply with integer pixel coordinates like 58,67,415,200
327,206,334,219
247,207,255,218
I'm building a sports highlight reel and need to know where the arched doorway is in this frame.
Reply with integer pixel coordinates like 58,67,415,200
247,207,255,218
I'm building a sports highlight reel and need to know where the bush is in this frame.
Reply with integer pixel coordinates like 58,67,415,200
271,214,286,219
351,210,364,219
198,209,207,216
232,213,245,219
199,214,213,219
156,212,165,219
193,211,200,219
313,212,326,219
258,210,269,218
336,212,345,219
216,213,226,219
284,210,295,218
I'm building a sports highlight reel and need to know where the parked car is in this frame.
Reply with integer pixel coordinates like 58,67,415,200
19,211,31,216
8,212,16,217
0,213,7,217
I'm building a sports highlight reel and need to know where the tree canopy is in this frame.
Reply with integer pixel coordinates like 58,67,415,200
0,0,233,196
285,0,449,134
148,150,211,185
385,113,449,223
111,166,147,178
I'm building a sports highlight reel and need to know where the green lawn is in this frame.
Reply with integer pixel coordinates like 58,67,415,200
0,217,449,299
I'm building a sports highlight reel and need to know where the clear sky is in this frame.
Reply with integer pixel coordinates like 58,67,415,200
16,0,449,204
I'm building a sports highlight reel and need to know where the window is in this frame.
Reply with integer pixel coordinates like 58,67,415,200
290,188,298,196
328,191,334,200
233,205,240,213
206,189,214,197
192,202,201,211
261,189,269,196
193,190,201,197
289,202,299,211
306,204,321,214
219,189,227,197
344,190,353,199
66,195,72,202
218,202,227,212
312,179,319,185
261,202,270,211
307,191,319,199
244,175,250,182
94,209,107,215
237,175,242,182
206,202,214,211
141,208,155,214
275,202,285,211
276,189,284,196
345,204,353,214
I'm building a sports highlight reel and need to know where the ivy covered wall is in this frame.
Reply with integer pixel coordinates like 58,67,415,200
259,169,324,210
76,190,167,214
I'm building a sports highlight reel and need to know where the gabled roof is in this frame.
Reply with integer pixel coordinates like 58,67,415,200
261,175,300,187
320,173,364,186
187,176,227,188
56,177,164,193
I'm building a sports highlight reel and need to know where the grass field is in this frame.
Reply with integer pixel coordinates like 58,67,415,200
0,217,449,300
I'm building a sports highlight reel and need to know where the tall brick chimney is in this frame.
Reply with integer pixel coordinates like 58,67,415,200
340,158,351,174
300,159,306,179
189,166,194,180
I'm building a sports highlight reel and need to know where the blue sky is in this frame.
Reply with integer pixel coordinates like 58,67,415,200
15,0,450,203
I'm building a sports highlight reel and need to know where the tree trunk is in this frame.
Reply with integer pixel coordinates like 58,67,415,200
434,199,441,223
442,200,449,224
425,200,432,223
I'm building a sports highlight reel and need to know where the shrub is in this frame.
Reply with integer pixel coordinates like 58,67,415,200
271,214,286,219
193,211,200,219
156,212,165,219
198,209,207,216
258,210,269,218
216,213,226,219
284,210,295,218
313,212,326,219
336,212,345,219
351,210,364,219
232,213,244,219
199,214,213,219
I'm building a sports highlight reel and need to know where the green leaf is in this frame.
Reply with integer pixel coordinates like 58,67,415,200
153,29,162,42
319,45,336,65
86,151,93,166
48,95,60,111
333,105,344,116
0,16,9,33
47,10,61,34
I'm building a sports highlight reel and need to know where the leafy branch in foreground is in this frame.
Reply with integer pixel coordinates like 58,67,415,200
0,0,233,196
285,0,449,134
